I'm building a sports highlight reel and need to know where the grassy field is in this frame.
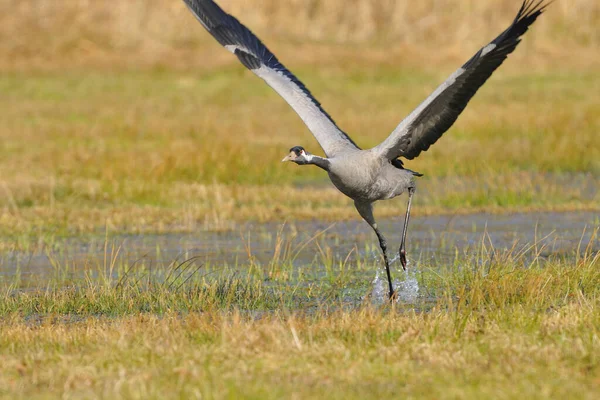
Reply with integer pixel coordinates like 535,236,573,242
1,66,598,245
1,2,599,398
1,238,599,399
0,1,599,244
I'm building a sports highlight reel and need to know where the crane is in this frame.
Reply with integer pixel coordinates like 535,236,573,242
182,0,550,299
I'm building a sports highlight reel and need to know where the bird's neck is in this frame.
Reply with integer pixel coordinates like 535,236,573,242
305,154,331,171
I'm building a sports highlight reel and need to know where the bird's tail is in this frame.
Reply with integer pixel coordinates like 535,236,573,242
391,158,423,176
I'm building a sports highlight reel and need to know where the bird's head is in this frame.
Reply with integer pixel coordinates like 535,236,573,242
281,146,312,165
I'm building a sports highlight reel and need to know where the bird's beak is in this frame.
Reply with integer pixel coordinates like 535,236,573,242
281,152,295,162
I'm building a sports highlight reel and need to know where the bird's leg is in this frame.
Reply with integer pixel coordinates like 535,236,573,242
373,227,395,299
354,201,395,299
399,187,415,270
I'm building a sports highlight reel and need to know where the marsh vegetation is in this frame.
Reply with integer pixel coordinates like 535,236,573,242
0,0,599,398
1,227,599,398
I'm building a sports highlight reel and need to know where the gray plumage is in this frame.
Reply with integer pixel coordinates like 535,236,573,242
182,0,550,299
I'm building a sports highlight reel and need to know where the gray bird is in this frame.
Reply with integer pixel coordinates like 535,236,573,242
182,0,550,299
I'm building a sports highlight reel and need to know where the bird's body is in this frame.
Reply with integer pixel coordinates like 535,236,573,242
181,0,550,299
325,151,417,202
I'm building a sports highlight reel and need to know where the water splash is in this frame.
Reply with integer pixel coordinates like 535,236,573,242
371,268,387,304
393,267,419,303
371,261,419,305
388,253,401,265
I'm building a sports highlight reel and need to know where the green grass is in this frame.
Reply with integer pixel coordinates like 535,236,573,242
1,234,599,399
0,67,598,243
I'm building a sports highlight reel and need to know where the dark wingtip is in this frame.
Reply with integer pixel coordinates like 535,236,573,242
517,0,552,22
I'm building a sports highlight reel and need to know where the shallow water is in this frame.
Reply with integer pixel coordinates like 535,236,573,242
1,211,598,293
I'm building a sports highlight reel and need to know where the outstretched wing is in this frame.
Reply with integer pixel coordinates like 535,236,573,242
374,0,549,161
182,0,359,157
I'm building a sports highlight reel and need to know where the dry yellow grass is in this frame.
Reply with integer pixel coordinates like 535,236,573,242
2,307,598,399
0,0,597,70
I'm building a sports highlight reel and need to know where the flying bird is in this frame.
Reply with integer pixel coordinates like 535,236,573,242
182,0,550,299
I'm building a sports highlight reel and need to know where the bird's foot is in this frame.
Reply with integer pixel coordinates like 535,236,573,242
400,249,407,271
389,290,398,303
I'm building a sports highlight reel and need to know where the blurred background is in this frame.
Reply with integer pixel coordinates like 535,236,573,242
0,0,599,239
0,0,598,69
